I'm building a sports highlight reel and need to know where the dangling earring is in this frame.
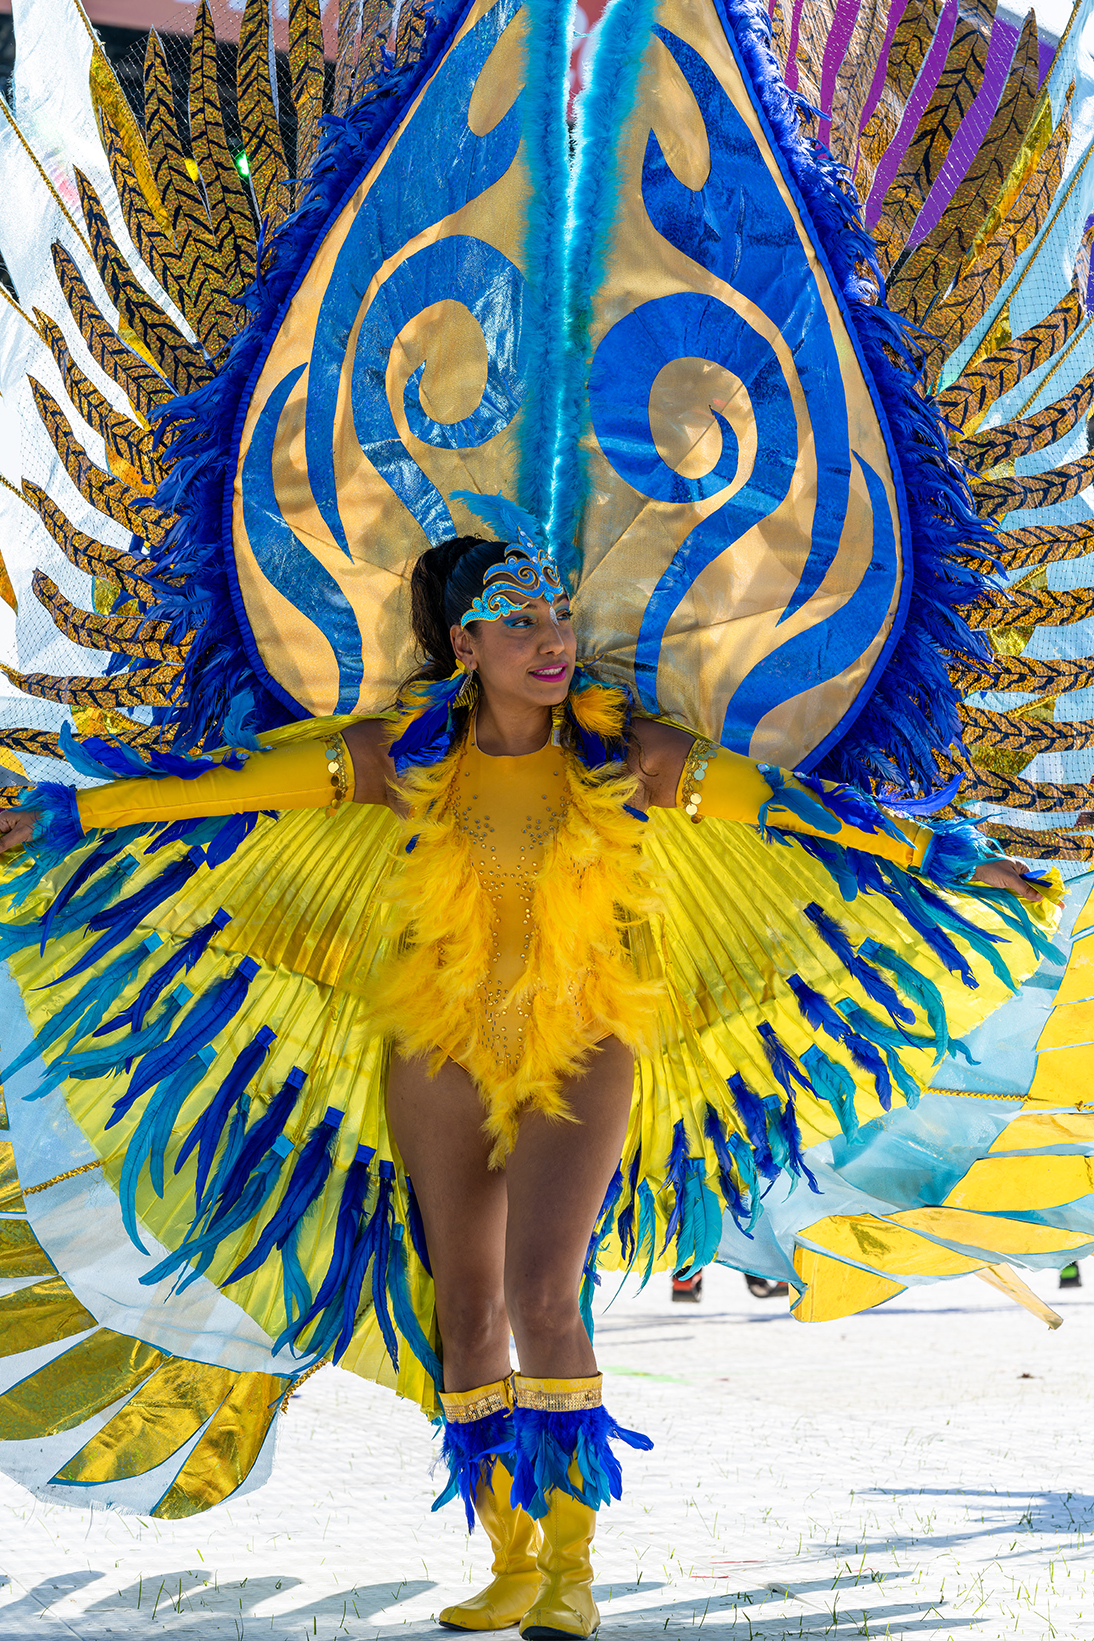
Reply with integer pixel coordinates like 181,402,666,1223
454,664,478,710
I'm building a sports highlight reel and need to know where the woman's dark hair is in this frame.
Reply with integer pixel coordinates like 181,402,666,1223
407,535,511,681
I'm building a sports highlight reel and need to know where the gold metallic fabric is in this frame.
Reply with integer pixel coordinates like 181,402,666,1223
232,0,529,717
513,1374,603,1412
0,1219,56,1279
0,1140,23,1212
792,1246,905,1323
0,1278,97,1359
0,1330,164,1441
151,1370,290,1518
53,1357,237,1485
439,1376,515,1422
572,0,904,766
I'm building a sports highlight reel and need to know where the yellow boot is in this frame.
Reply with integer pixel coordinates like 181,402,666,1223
509,1374,651,1641
439,1461,543,1631
518,1484,599,1640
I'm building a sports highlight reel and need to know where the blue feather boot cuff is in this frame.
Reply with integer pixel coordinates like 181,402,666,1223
510,1375,653,1520
433,1379,516,1532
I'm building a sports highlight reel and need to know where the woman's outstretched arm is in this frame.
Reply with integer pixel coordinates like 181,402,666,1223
0,718,401,857
628,716,1042,902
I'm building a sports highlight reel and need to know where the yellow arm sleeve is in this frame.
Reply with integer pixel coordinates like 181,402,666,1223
75,736,354,835
676,743,933,869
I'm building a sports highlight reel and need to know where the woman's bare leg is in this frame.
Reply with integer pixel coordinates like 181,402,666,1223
386,1052,511,1393
503,1038,634,1379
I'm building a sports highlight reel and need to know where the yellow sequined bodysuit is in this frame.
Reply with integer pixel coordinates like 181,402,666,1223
373,716,660,1160
452,724,571,1074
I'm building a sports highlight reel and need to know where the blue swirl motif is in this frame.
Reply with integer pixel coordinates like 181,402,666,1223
590,291,797,700
242,0,529,711
725,453,896,746
241,365,365,714
305,0,525,556
350,236,526,544
587,23,897,743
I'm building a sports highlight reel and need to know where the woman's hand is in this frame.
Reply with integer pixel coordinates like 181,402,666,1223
0,811,38,855
970,856,1043,901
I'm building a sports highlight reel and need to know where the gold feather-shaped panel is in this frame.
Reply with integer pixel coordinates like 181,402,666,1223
52,242,173,421
28,380,175,545
0,666,182,712
32,573,190,665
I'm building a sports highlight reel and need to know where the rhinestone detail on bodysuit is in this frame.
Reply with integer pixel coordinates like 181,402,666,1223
451,726,568,1074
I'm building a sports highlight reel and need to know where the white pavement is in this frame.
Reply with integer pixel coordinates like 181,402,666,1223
0,1261,1091,1641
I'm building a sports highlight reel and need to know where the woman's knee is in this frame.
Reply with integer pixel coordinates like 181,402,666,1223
437,1288,509,1355
505,1274,582,1347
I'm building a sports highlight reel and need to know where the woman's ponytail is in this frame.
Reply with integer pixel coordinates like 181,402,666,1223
407,536,509,681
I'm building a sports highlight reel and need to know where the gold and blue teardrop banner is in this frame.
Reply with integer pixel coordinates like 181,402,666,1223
572,0,905,769
233,0,530,719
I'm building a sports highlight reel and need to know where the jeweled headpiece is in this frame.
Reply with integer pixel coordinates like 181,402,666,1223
450,489,563,626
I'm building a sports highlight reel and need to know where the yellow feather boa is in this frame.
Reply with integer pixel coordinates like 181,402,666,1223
371,685,663,1164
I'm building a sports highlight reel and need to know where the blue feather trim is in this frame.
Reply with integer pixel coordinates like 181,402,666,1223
918,820,1004,889
17,782,85,853
703,1104,759,1233
115,956,261,1112
55,847,207,985
510,1404,653,1519
31,988,187,1107
93,909,232,1037
0,848,141,963
58,724,248,782
432,1409,515,1532
33,838,145,952
660,1120,723,1274
405,1177,433,1277
225,1107,343,1309
174,1024,277,1208
388,673,470,775
803,902,915,1027
755,766,841,841
140,1066,306,1292
859,940,950,1066
755,1026,821,1191
799,1045,859,1142
579,1163,623,1337
793,772,909,842
279,1142,374,1357
615,1148,643,1268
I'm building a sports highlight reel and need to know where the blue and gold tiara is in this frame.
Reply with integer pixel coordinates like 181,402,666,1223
450,490,563,625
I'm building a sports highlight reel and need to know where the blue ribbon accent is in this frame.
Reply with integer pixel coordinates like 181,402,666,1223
174,1024,278,1209
93,909,233,1038
56,847,207,984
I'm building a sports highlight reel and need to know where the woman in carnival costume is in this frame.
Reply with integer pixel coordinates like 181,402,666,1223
1,0,1094,1635
0,501,1053,1638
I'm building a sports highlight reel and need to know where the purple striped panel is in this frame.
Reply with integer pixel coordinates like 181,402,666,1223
865,0,958,226
783,0,806,89
856,0,912,141
904,14,1016,250
817,0,866,148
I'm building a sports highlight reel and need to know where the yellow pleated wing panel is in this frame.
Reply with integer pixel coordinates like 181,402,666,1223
3,802,441,1418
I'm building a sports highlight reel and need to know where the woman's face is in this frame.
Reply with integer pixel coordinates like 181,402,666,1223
451,596,576,710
